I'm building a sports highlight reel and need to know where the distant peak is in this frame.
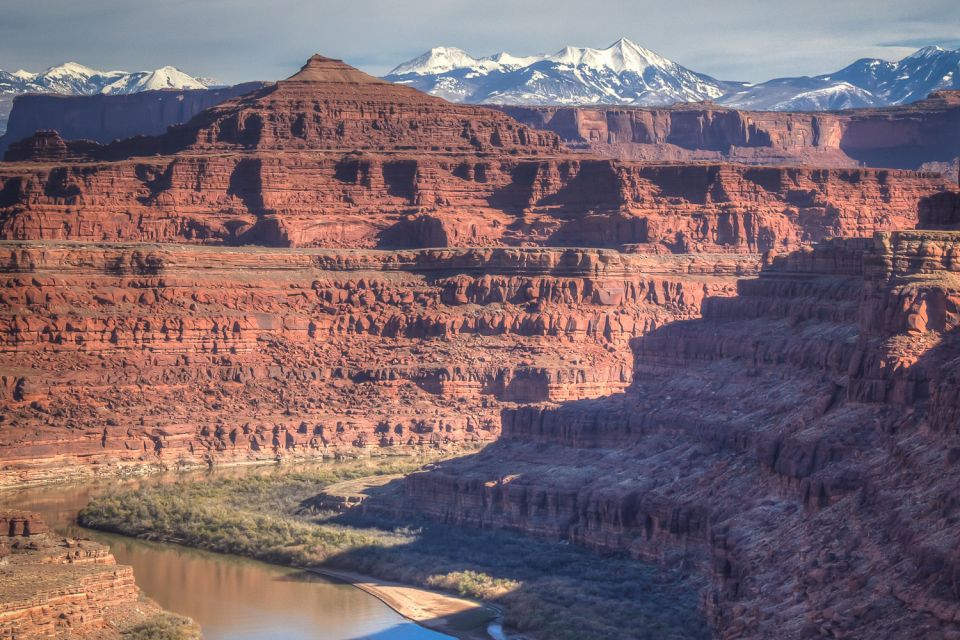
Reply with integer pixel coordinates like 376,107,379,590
46,61,99,74
609,37,641,49
547,38,674,73
388,47,480,76
429,46,469,55
286,54,387,84
906,45,947,59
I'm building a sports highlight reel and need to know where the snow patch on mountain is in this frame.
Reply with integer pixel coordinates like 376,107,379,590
101,66,206,94
548,38,674,73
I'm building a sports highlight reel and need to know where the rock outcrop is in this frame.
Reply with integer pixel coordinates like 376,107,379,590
0,146,951,250
500,90,960,170
0,510,186,638
7,78,958,175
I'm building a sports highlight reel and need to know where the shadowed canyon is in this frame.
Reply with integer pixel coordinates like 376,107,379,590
2,52,960,639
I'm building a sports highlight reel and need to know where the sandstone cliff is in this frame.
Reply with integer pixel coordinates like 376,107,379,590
6,80,958,176
0,142,952,251
0,242,752,486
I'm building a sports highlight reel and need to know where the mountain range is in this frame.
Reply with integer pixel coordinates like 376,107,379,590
0,62,208,133
385,38,960,110
0,61,207,96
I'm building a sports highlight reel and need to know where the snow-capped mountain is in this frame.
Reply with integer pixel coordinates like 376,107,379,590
719,46,960,111
101,66,208,94
386,40,960,111
0,61,207,96
825,46,960,105
0,61,208,133
716,78,885,111
385,38,740,106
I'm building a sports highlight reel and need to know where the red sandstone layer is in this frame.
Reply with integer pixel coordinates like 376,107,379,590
0,57,954,252
0,153,952,251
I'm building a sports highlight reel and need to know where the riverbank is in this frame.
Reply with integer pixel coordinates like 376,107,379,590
0,445,477,491
311,567,502,640
78,456,709,640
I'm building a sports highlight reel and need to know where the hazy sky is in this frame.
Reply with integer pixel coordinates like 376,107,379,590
4,0,959,83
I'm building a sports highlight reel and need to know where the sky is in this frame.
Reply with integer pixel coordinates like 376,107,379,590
3,0,959,83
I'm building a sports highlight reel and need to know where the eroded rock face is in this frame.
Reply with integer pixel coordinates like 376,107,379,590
0,510,170,639
0,242,752,486
397,232,960,639
2,52,959,638
0,510,48,537
499,90,960,170
0,151,951,251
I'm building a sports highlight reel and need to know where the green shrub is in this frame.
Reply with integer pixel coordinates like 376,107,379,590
123,613,200,640
426,570,519,599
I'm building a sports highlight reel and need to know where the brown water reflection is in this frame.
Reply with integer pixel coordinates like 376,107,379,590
2,471,451,640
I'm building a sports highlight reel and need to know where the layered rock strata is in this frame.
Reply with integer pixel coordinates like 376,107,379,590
0,147,951,251
0,510,176,639
0,241,751,487
500,90,960,170
397,231,960,639
6,81,959,174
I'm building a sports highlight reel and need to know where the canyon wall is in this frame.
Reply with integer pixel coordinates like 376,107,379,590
396,230,960,639
0,242,752,486
6,80,958,175
499,90,960,170
2,52,959,638
0,82,269,155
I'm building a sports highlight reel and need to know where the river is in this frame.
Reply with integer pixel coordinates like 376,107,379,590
2,469,453,640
